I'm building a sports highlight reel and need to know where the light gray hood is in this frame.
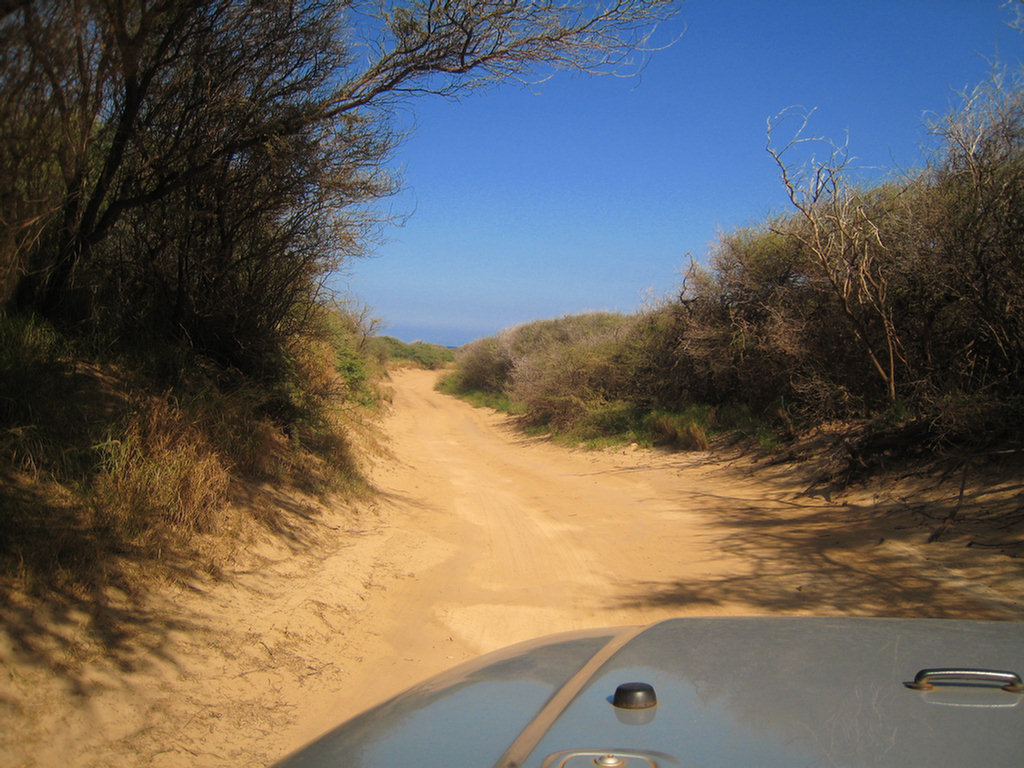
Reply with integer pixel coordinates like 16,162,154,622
275,617,1024,767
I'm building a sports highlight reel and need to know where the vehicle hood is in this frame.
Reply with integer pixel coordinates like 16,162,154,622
274,617,1024,767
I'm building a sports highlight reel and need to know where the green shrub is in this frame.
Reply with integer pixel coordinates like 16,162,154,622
374,336,454,369
573,401,641,440
448,336,512,394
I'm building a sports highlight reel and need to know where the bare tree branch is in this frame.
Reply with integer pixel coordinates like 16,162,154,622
331,0,677,113
767,108,903,402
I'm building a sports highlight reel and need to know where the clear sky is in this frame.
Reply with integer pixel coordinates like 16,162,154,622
337,0,1023,348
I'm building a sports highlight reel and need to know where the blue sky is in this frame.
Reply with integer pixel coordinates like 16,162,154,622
337,1,1023,347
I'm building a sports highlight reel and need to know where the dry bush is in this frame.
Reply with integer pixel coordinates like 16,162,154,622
181,308,378,491
442,69,1024,452
206,396,285,480
913,70,1024,403
504,314,636,430
449,336,513,394
758,68,1024,432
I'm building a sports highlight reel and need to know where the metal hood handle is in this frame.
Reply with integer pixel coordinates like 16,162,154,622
905,668,1024,693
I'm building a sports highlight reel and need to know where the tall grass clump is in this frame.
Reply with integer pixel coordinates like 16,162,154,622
643,407,713,450
92,399,229,539
188,302,381,492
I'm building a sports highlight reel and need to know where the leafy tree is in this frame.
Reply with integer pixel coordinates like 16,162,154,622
2,0,676,372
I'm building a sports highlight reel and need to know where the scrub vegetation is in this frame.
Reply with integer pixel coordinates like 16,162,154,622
0,0,673,591
374,337,455,370
443,68,1024,461
1,302,385,591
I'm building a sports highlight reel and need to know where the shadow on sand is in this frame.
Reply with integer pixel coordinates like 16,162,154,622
0,472,344,702
615,454,1024,619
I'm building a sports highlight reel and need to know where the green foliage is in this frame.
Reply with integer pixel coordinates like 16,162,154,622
574,401,643,440
374,336,455,369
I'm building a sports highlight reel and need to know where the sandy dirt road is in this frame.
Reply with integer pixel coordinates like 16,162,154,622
2,367,1022,766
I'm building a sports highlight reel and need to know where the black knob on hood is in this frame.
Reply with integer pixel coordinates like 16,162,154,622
612,681,657,709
